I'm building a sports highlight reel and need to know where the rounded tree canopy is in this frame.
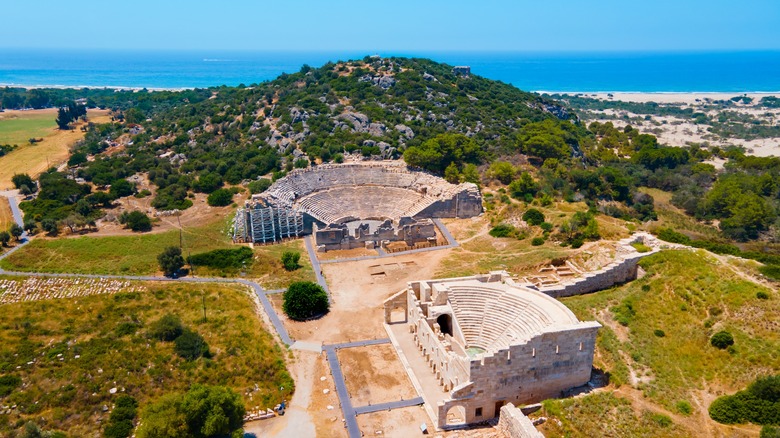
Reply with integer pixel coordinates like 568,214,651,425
283,281,329,321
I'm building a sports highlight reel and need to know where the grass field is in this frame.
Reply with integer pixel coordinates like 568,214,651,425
0,109,110,189
0,110,56,145
0,216,316,288
537,249,778,436
0,280,293,437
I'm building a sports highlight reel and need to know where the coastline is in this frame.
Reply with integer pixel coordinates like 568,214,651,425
0,83,193,92
535,91,780,104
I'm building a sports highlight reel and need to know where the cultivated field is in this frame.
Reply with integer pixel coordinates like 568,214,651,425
0,196,13,231
0,280,293,437
0,108,110,189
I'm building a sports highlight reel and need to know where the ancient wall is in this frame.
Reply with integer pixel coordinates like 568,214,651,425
416,184,483,219
538,233,660,298
314,218,436,251
437,322,599,427
497,404,544,438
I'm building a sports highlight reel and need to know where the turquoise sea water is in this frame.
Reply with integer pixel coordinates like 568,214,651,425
1,49,779,92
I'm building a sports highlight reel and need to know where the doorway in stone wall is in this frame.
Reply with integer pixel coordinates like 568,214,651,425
436,313,453,336
494,400,506,418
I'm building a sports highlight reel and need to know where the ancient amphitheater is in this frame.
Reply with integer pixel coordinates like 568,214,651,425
384,272,601,431
233,161,482,249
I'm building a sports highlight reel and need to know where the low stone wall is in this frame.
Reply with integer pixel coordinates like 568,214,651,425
497,404,544,438
538,233,659,298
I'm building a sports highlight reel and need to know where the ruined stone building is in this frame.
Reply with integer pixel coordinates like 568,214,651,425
384,271,600,429
233,161,482,248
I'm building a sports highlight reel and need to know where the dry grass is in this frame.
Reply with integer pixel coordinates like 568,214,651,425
0,196,13,231
0,281,293,437
0,109,110,189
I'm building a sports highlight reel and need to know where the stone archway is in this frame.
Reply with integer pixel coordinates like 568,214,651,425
445,405,466,425
436,313,453,336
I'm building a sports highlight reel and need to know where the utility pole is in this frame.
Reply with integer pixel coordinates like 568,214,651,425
201,290,207,322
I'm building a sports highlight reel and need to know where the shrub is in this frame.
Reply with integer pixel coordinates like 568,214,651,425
148,314,184,342
709,375,780,425
759,265,780,281
104,395,138,438
157,246,184,277
523,208,545,226
653,329,666,338
122,211,152,232
283,281,329,321
0,374,22,397
762,425,780,438
12,173,36,192
489,223,516,238
631,242,651,253
136,385,244,438
571,238,584,249
540,222,553,232
281,251,301,271
174,329,210,360
757,291,769,300
0,231,9,247
206,188,233,207
531,237,545,246
710,331,734,349
676,400,693,415
651,413,672,427
248,179,272,194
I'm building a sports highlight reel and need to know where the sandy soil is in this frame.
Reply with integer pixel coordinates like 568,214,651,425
0,196,13,230
337,344,418,406
356,406,431,437
273,248,453,344
570,92,780,157
0,109,111,189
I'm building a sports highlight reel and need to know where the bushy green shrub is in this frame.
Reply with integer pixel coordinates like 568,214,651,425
120,211,152,232
104,395,138,438
248,178,272,194
0,375,21,397
283,281,329,321
709,375,780,425
174,329,210,360
523,208,545,226
531,237,545,246
676,400,692,415
489,223,516,238
757,291,770,300
653,329,666,338
762,425,780,438
148,314,184,342
206,188,234,207
759,265,780,281
281,251,301,271
710,331,734,349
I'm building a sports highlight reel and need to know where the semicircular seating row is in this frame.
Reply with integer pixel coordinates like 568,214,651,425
446,285,555,352
263,165,458,223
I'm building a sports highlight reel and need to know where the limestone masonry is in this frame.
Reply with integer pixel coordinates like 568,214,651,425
233,161,482,249
385,271,601,430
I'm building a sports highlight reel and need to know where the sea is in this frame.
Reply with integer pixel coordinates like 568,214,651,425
1,49,779,93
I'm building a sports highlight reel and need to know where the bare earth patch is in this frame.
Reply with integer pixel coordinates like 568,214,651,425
337,344,418,406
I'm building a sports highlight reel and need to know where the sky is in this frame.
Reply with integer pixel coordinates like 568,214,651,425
2,0,779,52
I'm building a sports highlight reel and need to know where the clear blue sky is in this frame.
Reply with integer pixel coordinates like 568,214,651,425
3,0,779,51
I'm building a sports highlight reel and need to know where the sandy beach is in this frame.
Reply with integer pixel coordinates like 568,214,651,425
575,92,780,104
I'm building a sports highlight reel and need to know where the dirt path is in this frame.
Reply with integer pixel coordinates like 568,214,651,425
243,351,318,437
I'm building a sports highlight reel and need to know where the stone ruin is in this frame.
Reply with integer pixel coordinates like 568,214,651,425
384,271,600,430
314,217,436,251
233,161,483,249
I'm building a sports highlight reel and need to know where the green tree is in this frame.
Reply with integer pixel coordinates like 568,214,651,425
23,219,36,235
488,161,515,184
207,188,233,207
461,163,480,185
123,211,152,232
56,107,73,130
110,179,136,198
148,314,184,342
444,162,461,183
11,173,35,192
174,328,210,360
0,231,10,246
248,178,272,194
41,218,58,235
158,246,185,277
403,133,482,173
522,208,545,226
710,331,734,349
508,172,538,200
9,223,23,240
283,281,329,321
136,385,245,438
281,251,301,271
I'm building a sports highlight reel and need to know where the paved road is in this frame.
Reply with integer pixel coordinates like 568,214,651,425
2,192,28,241
303,235,331,301
353,397,425,415
323,344,360,438
327,338,391,350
